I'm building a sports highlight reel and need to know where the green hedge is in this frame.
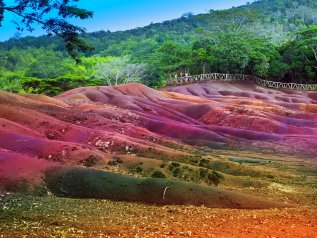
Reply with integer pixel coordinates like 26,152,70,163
21,76,103,96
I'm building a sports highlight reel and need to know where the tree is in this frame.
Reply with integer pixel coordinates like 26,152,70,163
204,8,263,33
95,56,147,86
208,32,251,74
296,25,317,69
191,39,213,74
191,47,209,74
157,41,191,76
281,25,317,83
0,0,94,62
247,38,287,79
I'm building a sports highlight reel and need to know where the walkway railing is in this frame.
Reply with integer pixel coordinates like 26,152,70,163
167,73,317,91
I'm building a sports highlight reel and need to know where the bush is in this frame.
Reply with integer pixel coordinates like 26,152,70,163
21,75,103,96
129,166,143,174
169,162,180,171
199,169,208,179
178,155,200,165
0,71,24,93
82,156,99,167
151,171,166,178
199,159,209,167
208,170,224,187
173,168,181,177
107,157,123,166
199,159,230,171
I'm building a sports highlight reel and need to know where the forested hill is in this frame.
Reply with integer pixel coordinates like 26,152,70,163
1,0,317,51
1,0,317,95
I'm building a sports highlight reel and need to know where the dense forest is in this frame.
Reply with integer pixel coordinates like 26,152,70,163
1,0,317,95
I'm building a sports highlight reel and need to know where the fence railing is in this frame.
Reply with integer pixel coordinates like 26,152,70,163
166,73,317,91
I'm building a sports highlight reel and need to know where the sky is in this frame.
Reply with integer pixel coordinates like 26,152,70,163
0,0,254,41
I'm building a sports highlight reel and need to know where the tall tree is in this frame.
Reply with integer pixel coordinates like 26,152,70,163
95,56,147,86
205,8,263,33
208,32,251,74
0,0,94,62
297,25,317,70
158,41,191,77
281,25,317,83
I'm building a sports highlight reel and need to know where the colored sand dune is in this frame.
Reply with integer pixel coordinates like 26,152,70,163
58,81,317,157
1,81,317,209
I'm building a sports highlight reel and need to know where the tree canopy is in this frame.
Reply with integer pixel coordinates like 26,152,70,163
95,56,148,86
0,0,94,61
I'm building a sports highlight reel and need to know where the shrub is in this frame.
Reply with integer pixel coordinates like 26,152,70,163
199,159,230,171
173,168,181,177
199,169,208,179
0,71,24,93
107,157,123,166
21,76,103,96
169,162,180,171
178,155,200,165
82,156,99,167
151,171,166,178
129,166,143,174
199,159,209,167
208,170,224,187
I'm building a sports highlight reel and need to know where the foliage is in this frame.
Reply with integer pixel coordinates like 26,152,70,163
81,156,100,167
168,162,181,171
0,70,24,93
0,47,115,95
280,25,317,83
207,171,224,187
129,165,143,174
151,171,166,178
0,0,94,61
21,75,100,96
107,157,124,166
95,56,148,86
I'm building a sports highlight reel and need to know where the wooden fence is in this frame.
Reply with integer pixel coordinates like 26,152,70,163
166,73,317,91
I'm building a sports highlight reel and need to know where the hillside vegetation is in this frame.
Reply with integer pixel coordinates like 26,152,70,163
0,0,317,94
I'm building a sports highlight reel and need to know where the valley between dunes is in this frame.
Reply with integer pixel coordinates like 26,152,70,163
0,81,317,237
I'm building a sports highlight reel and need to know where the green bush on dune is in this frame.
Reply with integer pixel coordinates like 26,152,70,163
151,171,166,178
